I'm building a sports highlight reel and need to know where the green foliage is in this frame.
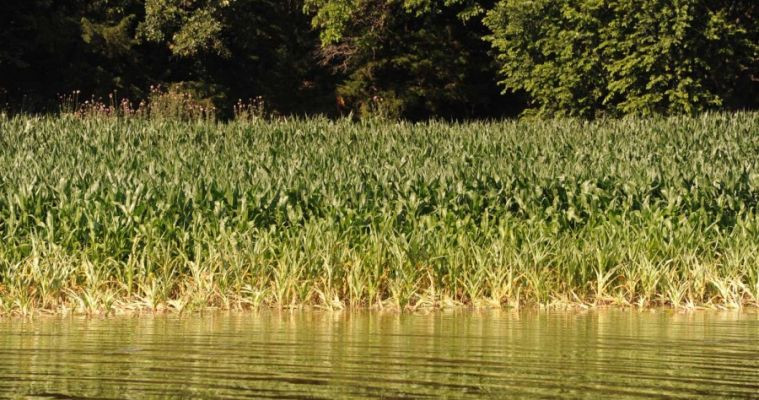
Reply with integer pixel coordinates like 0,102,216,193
81,14,137,58
139,0,237,57
137,0,332,115
305,0,483,44
1,0,330,116
304,0,511,119
1,114,758,313
1,0,756,117
1,0,155,109
484,0,758,117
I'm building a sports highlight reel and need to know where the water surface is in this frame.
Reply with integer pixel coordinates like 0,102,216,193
1,310,757,399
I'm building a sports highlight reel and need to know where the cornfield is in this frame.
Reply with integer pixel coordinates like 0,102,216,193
1,113,758,315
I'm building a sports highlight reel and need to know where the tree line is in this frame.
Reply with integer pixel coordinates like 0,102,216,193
1,0,756,119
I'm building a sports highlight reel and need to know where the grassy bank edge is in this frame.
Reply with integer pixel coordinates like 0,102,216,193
2,290,757,318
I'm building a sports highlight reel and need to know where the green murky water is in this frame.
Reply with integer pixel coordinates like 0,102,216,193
1,310,757,399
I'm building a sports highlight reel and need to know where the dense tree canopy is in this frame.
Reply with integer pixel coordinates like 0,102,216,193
304,0,516,118
1,0,330,116
1,0,756,118
484,0,758,117
137,0,332,114
0,0,149,109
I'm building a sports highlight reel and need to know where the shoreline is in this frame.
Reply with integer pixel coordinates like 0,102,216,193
2,296,757,319
2,305,757,322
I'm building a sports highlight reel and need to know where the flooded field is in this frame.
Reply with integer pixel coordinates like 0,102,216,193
1,310,757,399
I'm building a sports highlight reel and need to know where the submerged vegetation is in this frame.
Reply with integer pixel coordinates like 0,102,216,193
1,113,758,315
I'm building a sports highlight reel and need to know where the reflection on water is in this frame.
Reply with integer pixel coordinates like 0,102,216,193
0,310,757,399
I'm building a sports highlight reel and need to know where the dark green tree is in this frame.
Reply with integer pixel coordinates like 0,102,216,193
1,1,145,110
304,0,520,119
484,0,758,117
138,0,332,115
1,0,330,115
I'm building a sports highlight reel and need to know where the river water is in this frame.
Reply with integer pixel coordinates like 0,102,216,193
0,310,757,399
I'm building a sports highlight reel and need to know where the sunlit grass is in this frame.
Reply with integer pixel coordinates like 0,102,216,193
0,113,758,315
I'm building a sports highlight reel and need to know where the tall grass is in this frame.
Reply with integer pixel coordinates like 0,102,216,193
0,113,758,315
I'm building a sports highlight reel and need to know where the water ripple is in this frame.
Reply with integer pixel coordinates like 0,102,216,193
0,310,757,399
